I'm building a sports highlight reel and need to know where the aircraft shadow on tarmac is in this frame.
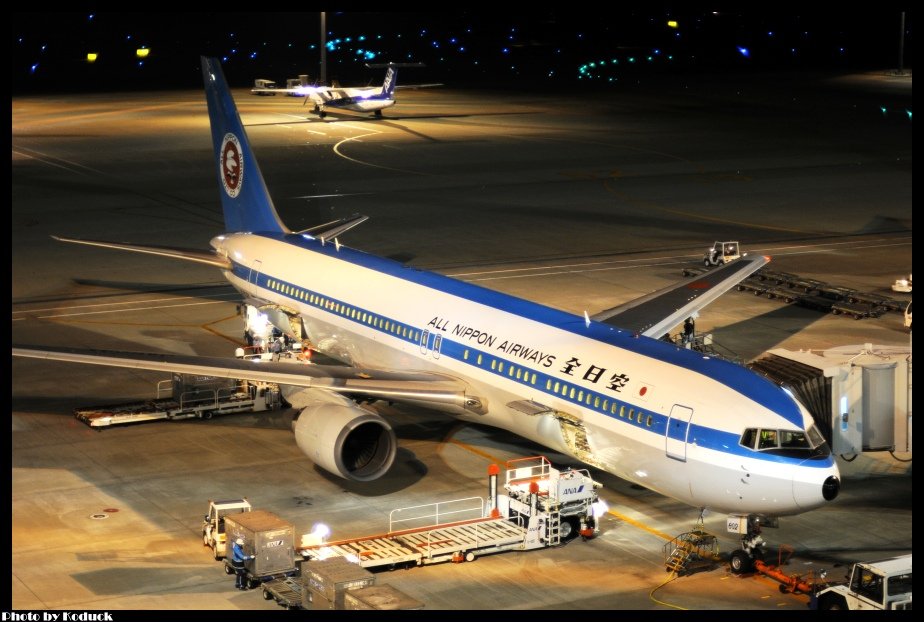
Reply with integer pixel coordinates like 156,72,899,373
12,280,237,307
708,304,828,361
246,111,542,142
245,110,540,127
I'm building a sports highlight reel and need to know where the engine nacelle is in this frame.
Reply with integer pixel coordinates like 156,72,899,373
293,401,397,482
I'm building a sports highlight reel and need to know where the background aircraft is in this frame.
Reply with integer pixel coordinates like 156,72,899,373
253,62,440,118
13,58,840,539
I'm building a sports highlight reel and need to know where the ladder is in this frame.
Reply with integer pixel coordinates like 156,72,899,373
546,510,561,547
665,539,695,574
662,529,719,575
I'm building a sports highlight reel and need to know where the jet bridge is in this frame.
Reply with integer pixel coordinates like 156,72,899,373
749,345,912,455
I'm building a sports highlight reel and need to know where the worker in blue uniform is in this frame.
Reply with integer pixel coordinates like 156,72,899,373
230,537,254,589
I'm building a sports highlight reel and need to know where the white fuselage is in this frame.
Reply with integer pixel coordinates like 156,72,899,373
313,87,395,113
215,232,839,516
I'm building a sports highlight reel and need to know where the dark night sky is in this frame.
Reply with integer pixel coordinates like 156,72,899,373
12,10,913,94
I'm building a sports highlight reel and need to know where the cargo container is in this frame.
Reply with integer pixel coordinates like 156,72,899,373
303,556,375,610
223,509,297,587
344,584,425,610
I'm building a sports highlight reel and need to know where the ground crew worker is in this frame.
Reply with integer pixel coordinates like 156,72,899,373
231,537,254,589
683,317,695,346
271,337,283,361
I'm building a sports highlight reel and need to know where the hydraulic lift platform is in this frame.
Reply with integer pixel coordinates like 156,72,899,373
73,373,281,428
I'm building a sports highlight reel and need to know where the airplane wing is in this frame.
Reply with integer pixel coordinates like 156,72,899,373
12,345,482,413
591,254,769,337
51,236,232,269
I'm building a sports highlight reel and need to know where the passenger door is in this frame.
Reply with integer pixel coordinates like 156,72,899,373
665,404,694,461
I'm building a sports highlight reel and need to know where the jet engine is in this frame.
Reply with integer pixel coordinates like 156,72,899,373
292,395,397,482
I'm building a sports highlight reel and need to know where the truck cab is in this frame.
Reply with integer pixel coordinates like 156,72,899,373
251,79,277,95
202,498,252,560
703,241,741,267
816,554,912,610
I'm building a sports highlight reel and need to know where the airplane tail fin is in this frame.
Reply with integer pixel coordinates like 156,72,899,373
381,65,398,98
200,57,288,234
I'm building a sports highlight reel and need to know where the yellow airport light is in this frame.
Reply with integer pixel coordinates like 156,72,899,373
667,20,678,29
136,48,150,59
87,53,98,63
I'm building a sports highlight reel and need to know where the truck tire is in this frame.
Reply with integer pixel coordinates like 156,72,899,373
559,517,581,542
818,593,848,610
704,257,712,267
262,589,273,600
465,551,475,562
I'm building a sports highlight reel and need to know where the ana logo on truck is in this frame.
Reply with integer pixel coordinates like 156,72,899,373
265,539,285,548
563,486,585,495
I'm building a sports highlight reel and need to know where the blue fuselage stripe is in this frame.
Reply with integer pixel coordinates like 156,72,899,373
229,243,831,469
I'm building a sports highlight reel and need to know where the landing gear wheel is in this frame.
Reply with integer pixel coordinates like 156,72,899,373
729,550,751,574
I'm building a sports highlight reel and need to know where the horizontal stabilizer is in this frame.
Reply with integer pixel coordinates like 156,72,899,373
297,213,369,242
52,236,232,270
592,255,770,337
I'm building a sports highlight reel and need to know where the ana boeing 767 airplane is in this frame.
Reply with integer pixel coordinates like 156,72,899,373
13,58,840,544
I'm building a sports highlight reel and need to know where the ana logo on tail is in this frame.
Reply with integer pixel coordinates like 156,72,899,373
220,133,243,198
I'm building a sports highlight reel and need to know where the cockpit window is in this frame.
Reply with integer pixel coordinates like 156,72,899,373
806,425,825,448
740,426,831,459
758,429,778,449
779,430,810,449
739,428,757,450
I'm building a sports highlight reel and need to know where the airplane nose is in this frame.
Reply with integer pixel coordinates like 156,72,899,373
792,460,840,511
822,475,840,501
